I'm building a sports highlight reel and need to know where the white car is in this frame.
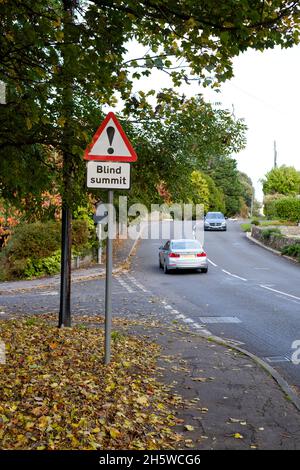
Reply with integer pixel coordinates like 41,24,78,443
159,239,208,274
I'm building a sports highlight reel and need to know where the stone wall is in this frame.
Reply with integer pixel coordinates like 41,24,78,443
251,226,300,252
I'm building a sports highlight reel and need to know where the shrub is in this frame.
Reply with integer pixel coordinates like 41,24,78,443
0,219,97,280
23,251,61,278
72,219,98,254
274,196,300,222
251,219,260,225
263,193,285,219
261,228,282,240
281,244,300,261
4,221,61,260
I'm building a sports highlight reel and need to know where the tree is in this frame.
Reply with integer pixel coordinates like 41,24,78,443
124,93,246,208
1,1,299,199
189,171,210,211
202,174,225,213
205,155,243,216
262,165,300,196
1,0,299,324
238,171,253,209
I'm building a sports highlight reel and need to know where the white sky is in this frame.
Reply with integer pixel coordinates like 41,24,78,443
202,45,300,202
115,43,300,202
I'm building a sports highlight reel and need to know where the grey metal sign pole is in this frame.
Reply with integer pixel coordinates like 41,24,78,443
104,189,114,364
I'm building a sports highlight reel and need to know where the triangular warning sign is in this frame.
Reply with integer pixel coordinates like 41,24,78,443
84,112,137,162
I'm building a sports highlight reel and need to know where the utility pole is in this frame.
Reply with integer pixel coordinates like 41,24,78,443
274,140,277,169
58,0,76,328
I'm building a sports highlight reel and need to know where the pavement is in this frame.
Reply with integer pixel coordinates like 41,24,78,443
1,220,300,449
127,322,300,450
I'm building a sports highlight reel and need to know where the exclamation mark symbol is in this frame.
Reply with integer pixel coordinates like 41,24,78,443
107,126,115,154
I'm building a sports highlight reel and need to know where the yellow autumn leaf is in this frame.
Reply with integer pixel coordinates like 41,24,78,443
184,425,194,432
55,30,64,42
109,428,120,439
25,118,32,130
136,395,149,406
92,427,101,433
105,382,116,392
57,117,66,127
53,18,61,28
233,433,244,439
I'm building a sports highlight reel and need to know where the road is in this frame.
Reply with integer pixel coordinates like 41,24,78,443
133,220,300,391
1,220,300,391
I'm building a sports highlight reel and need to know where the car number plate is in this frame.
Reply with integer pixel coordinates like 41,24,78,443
181,254,195,259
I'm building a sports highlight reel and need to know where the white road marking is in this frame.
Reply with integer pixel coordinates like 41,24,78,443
166,308,213,335
200,329,213,336
260,285,300,301
126,275,150,293
164,305,173,310
193,323,203,329
39,291,59,296
117,278,134,293
199,316,242,324
171,309,179,314
183,318,194,323
223,338,245,346
207,258,218,267
264,356,290,364
222,270,247,282
274,294,300,305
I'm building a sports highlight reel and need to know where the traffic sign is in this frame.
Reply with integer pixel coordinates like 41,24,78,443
84,112,137,162
84,112,137,365
87,161,130,189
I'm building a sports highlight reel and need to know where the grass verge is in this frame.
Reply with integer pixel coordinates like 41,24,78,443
240,223,251,232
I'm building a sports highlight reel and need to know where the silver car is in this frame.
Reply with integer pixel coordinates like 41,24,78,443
204,212,227,231
159,239,208,274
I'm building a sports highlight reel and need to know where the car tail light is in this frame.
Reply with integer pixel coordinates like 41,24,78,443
197,252,206,257
169,252,180,258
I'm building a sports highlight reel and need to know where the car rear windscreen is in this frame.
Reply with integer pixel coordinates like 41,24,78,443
171,241,202,250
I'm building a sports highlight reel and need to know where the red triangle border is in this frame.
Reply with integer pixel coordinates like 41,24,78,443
84,112,137,162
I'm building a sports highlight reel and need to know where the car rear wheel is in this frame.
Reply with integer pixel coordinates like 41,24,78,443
200,267,208,273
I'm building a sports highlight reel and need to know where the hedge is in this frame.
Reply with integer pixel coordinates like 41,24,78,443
263,193,285,219
0,220,97,280
274,196,300,222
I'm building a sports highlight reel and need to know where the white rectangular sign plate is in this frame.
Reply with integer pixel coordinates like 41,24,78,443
87,161,130,189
